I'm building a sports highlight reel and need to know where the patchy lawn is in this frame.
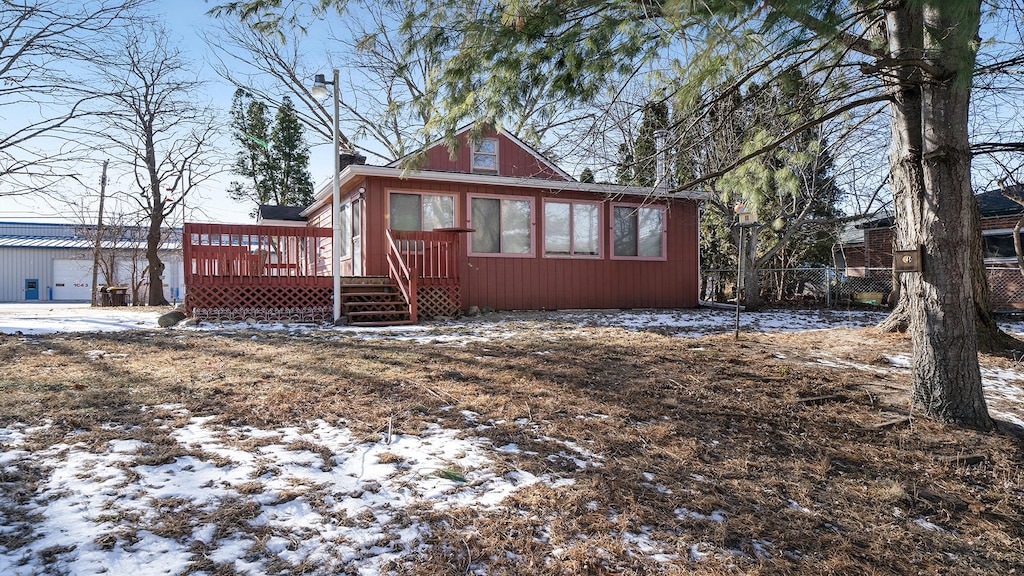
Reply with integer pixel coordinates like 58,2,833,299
0,308,1022,575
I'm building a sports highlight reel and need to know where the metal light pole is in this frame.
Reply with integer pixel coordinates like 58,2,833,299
733,203,758,340
91,160,109,306
313,70,342,324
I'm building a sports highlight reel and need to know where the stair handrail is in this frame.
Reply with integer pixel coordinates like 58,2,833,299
385,228,418,323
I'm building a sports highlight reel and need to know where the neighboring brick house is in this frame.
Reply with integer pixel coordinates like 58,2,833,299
841,190,1024,310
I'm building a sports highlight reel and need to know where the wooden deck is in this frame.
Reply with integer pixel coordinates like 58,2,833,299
183,224,333,321
183,224,463,323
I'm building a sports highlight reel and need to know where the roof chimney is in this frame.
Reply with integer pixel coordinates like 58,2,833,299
339,152,366,171
654,129,671,190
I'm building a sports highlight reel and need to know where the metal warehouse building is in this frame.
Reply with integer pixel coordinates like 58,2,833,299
0,221,185,303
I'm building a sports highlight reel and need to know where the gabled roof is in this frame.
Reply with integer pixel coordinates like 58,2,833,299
258,204,307,222
386,124,575,181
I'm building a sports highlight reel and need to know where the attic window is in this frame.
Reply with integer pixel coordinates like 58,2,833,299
472,138,498,173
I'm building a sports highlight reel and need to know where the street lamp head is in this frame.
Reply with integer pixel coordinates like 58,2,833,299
311,74,329,99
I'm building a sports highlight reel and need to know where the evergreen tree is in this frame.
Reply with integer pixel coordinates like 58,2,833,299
702,74,845,308
229,92,314,214
267,96,314,207
615,102,669,187
227,89,274,214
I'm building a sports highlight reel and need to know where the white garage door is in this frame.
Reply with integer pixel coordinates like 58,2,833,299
52,259,94,301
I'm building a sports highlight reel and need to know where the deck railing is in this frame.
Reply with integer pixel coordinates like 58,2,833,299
389,229,461,286
386,229,418,323
184,223,332,287
385,229,464,323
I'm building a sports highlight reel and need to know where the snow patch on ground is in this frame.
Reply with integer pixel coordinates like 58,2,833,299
0,411,574,575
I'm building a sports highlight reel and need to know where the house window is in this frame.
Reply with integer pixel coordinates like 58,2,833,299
469,195,534,256
472,138,498,173
389,192,456,231
611,204,666,259
982,229,1018,262
338,202,351,259
543,200,601,258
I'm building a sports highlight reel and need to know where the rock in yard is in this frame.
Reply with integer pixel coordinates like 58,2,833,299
158,310,187,328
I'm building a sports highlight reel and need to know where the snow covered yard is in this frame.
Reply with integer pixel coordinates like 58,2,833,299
0,304,1022,574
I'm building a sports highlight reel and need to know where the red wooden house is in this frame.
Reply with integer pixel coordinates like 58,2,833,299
184,127,706,325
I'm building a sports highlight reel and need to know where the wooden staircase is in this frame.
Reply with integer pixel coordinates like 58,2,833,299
341,276,414,326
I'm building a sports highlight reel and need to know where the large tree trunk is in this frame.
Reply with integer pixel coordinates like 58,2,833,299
145,138,168,307
882,3,993,430
146,209,167,306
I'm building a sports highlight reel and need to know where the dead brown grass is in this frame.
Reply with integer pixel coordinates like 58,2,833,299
0,322,1022,574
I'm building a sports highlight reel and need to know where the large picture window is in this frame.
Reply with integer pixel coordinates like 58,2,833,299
469,195,534,256
389,192,456,231
611,204,666,259
543,200,601,258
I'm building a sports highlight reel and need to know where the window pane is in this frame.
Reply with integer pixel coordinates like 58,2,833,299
389,193,422,231
471,198,500,253
473,139,497,170
613,206,638,256
545,202,571,255
339,203,351,258
983,233,1016,259
502,199,531,253
473,153,496,169
422,195,455,230
638,208,663,257
573,204,599,255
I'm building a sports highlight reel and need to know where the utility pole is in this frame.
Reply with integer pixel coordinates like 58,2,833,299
91,160,108,306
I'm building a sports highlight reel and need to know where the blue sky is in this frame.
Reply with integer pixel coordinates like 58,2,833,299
1,0,338,226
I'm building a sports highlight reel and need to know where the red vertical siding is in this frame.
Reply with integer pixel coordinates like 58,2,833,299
348,176,700,311
422,132,568,180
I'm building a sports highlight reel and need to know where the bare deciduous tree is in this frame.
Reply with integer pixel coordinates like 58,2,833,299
91,24,221,305
0,0,145,196
207,0,578,163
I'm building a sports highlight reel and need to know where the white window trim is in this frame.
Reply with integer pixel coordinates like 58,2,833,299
542,199,603,259
385,189,458,232
471,137,499,174
609,202,668,261
467,193,536,258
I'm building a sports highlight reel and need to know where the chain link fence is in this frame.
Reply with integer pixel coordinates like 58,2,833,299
702,266,1024,311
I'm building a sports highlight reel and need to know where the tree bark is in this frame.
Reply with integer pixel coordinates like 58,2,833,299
882,2,993,430
146,134,168,307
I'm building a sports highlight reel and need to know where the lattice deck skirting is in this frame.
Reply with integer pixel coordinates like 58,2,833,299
186,285,332,322
417,285,461,318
